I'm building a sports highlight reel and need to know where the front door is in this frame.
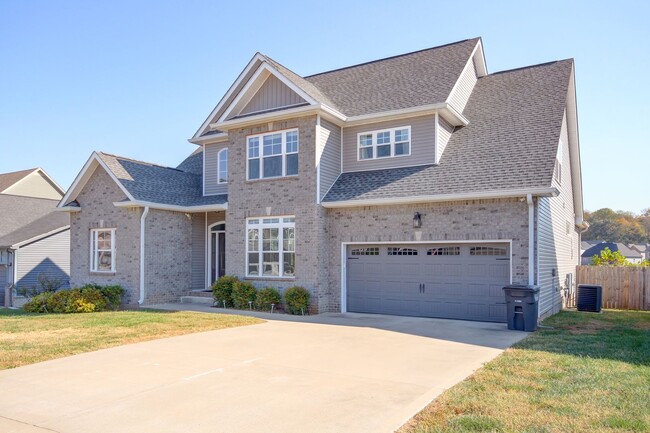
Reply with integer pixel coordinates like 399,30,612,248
209,223,226,286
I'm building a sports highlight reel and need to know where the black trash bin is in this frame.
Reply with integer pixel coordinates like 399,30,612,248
502,285,540,332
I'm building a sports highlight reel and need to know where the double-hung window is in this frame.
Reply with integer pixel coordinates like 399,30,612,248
90,228,115,272
217,148,228,184
247,129,298,180
246,217,295,277
358,126,410,160
554,140,562,184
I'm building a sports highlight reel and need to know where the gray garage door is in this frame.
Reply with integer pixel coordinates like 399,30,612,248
346,244,510,322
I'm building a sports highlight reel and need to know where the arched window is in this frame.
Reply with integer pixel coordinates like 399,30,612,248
218,148,228,184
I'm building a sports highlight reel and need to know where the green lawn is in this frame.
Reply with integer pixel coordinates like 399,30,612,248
400,310,650,433
0,308,262,369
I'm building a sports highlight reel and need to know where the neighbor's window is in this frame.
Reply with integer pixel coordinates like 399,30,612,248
247,129,298,180
358,126,410,160
218,148,228,184
246,217,295,277
90,228,115,272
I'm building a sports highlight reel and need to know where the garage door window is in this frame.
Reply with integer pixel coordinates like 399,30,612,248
351,247,379,256
427,246,460,256
387,247,418,256
470,246,508,256
247,217,295,277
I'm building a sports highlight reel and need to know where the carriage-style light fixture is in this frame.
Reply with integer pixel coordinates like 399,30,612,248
413,212,422,229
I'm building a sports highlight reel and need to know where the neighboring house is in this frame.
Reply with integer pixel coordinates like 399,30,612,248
628,244,649,261
58,38,585,322
580,240,601,256
581,242,644,265
0,168,70,306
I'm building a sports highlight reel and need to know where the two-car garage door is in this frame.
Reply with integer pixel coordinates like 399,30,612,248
346,243,510,322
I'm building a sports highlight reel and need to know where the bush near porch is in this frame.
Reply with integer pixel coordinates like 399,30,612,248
212,276,309,314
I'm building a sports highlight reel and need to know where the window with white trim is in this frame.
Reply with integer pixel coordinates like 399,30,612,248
358,126,410,160
246,217,295,277
90,229,115,272
247,129,298,180
218,148,228,184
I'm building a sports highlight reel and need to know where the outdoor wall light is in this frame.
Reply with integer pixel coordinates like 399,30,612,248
413,212,422,229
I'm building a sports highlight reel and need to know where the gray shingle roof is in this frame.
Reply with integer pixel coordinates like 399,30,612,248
0,168,36,192
323,59,573,203
304,38,479,116
582,242,643,259
0,211,69,247
176,148,203,175
0,195,61,238
97,152,226,207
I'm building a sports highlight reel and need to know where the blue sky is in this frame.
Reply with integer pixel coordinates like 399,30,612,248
1,0,648,213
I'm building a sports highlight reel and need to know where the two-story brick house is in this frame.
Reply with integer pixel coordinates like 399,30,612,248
58,38,585,321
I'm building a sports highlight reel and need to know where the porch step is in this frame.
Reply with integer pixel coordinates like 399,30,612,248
186,290,214,298
180,296,215,306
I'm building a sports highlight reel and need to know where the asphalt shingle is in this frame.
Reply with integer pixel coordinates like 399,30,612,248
323,59,573,202
97,152,226,207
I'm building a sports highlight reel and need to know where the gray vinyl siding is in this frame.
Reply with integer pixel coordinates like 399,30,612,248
437,117,454,163
15,229,70,290
240,75,305,116
318,119,341,200
537,111,579,317
342,114,436,173
191,212,206,290
447,57,477,114
204,143,228,196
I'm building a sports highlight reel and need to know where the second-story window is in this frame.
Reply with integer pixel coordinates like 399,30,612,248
247,129,299,180
358,126,411,160
218,148,228,184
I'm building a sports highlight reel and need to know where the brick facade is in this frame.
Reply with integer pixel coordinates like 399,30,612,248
69,168,141,306
224,115,330,312
326,198,530,312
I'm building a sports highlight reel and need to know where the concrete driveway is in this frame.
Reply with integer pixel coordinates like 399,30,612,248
0,312,526,433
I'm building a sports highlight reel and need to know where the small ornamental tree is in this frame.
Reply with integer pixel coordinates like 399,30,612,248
591,247,629,266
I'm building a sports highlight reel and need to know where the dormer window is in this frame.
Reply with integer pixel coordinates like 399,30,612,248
247,129,299,180
358,126,411,160
218,148,228,184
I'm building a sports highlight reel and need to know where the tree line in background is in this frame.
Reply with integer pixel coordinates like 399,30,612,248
583,208,650,244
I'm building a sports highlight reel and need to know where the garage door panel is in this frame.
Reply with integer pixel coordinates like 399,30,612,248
347,243,510,322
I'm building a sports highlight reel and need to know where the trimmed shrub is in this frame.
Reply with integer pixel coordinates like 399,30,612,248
212,275,239,307
284,286,310,315
232,281,257,309
98,285,124,310
255,287,281,311
23,292,53,313
22,284,124,314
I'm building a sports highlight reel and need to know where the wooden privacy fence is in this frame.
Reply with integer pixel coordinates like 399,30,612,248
572,266,650,310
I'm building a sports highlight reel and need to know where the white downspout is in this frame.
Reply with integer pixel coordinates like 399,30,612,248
527,194,535,286
139,206,150,305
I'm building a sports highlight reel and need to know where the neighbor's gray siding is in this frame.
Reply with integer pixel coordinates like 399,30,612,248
191,212,206,290
0,264,6,290
204,142,228,195
447,56,477,114
240,75,305,116
318,119,341,201
342,114,436,173
15,229,70,289
437,116,454,163
537,111,579,317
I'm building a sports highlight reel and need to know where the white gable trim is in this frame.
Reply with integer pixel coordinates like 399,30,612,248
215,62,317,125
192,53,267,141
57,152,135,208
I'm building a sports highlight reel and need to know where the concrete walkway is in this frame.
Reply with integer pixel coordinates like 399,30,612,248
0,310,526,433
